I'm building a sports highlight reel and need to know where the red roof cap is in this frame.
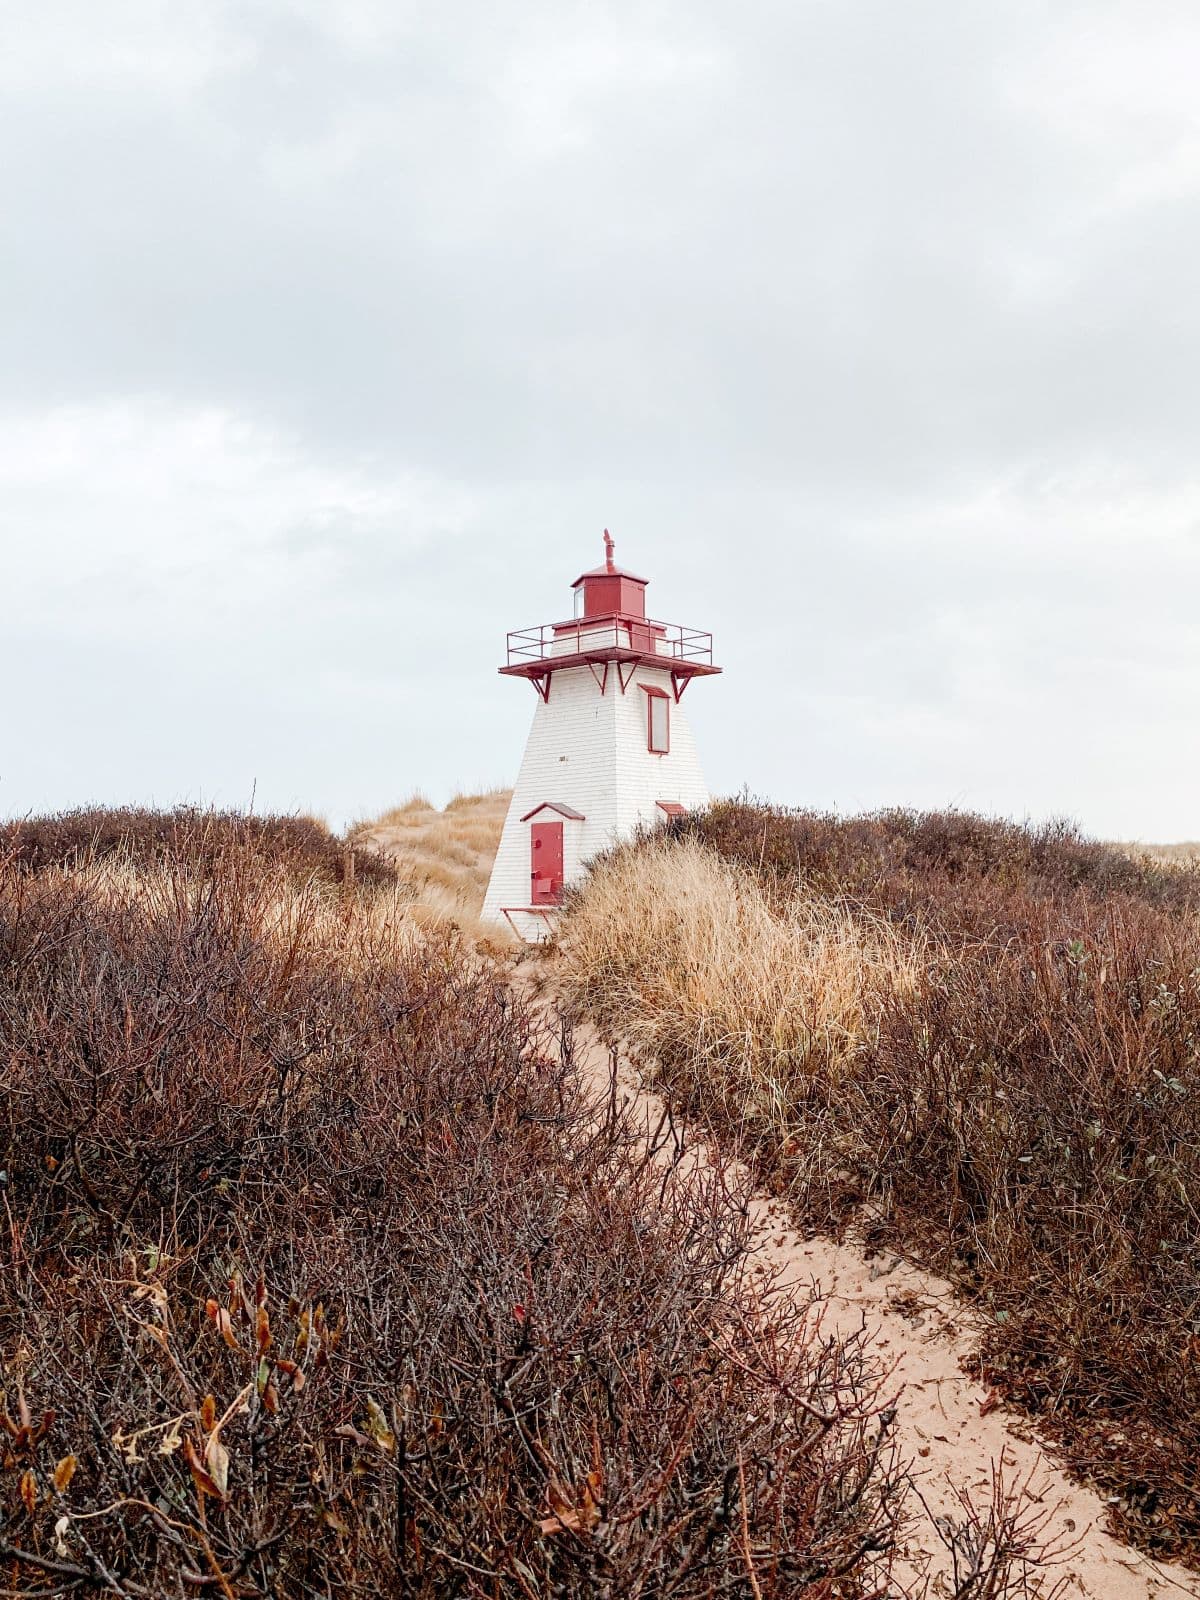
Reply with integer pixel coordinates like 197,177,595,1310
571,528,646,589
571,563,647,588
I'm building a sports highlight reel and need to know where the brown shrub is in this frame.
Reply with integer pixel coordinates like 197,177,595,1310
0,805,396,887
557,808,1200,1564
673,799,1200,933
0,841,910,1597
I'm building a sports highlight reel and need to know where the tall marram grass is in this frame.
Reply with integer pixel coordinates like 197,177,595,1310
556,804,1200,1566
350,789,511,936
559,837,922,1160
0,813,922,1598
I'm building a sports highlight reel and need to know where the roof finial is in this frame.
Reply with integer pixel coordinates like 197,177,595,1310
603,528,615,573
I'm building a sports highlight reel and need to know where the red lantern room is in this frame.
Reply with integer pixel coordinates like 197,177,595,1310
572,529,649,619
500,529,721,703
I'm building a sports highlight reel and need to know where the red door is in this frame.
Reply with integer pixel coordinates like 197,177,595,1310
530,821,564,904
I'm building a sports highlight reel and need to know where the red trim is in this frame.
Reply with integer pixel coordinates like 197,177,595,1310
656,801,686,818
552,612,665,638
586,659,610,695
570,566,648,588
503,656,719,689
642,683,670,753
520,802,585,822
532,674,551,703
616,661,638,694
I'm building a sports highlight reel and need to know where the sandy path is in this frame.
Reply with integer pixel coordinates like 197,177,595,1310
544,994,1198,1599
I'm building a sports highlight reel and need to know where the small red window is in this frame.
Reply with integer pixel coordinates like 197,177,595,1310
644,686,670,754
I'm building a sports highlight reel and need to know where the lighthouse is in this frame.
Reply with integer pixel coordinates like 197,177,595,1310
481,532,721,939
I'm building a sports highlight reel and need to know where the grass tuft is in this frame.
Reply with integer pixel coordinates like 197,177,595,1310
350,789,511,938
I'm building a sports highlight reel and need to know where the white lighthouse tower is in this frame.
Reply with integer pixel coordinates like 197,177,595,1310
482,532,721,939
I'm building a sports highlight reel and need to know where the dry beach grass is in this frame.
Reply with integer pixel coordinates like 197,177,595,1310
350,788,511,936
1117,841,1200,867
553,803,1200,1567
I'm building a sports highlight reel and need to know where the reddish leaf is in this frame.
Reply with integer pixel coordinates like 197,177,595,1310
204,1433,230,1498
204,1300,238,1349
183,1437,223,1502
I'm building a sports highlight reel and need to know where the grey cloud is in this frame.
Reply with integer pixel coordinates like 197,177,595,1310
3,0,1200,836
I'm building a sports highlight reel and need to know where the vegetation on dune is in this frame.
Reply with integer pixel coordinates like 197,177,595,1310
555,802,1200,1565
0,805,396,888
682,801,1200,927
1117,839,1200,868
350,788,511,934
0,814,929,1598
0,791,512,939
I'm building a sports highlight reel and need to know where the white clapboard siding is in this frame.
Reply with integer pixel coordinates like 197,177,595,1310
482,662,709,939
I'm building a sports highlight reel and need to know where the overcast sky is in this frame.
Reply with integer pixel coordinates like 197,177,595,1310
3,0,1199,838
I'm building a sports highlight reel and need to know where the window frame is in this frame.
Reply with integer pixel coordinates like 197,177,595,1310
643,684,670,754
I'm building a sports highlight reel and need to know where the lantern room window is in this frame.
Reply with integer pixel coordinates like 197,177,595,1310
644,685,670,754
